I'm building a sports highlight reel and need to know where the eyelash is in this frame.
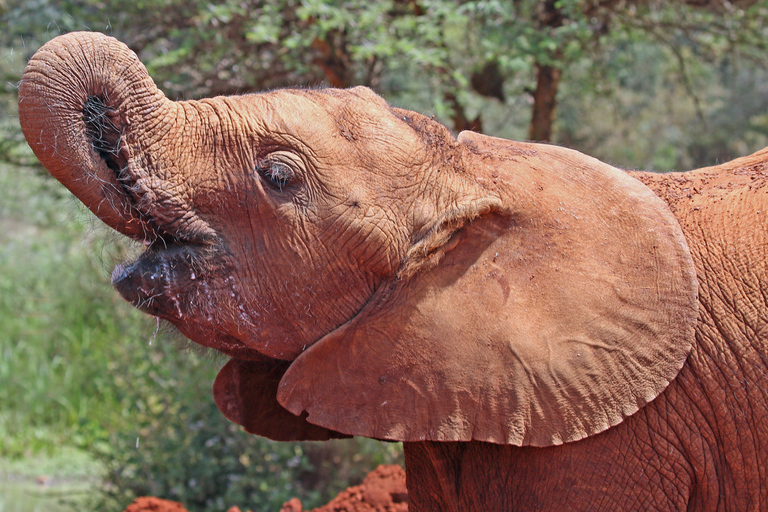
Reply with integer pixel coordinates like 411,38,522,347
256,160,295,191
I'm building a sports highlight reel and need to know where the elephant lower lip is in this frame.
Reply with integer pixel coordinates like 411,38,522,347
112,243,266,360
111,244,199,318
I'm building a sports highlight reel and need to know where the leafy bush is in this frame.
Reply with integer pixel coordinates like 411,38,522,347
90,392,402,512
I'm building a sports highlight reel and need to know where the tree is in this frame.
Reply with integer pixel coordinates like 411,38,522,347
3,1,768,165
450,0,767,142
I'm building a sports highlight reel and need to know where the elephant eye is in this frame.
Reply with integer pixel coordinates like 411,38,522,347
256,159,295,192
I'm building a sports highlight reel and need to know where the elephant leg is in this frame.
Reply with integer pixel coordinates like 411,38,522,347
403,434,701,512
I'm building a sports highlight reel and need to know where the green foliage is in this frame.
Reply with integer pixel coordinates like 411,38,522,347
91,397,401,512
555,38,768,170
0,163,147,457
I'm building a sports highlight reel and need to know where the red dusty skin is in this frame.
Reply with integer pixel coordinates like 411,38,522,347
18,31,170,240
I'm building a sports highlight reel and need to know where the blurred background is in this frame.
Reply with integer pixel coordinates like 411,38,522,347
1,1,768,511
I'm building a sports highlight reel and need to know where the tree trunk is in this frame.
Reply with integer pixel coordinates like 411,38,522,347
528,0,564,142
528,62,561,142
312,31,354,88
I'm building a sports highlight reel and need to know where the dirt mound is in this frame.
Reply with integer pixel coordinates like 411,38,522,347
122,496,248,512
282,465,407,512
121,465,407,512
123,497,188,512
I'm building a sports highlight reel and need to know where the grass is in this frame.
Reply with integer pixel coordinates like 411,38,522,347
0,162,151,458
0,447,99,512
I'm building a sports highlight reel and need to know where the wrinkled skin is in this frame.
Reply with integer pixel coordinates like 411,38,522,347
405,159,768,510
18,32,768,510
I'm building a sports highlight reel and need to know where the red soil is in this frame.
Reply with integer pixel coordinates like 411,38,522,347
120,465,407,512
282,464,408,512
123,497,188,512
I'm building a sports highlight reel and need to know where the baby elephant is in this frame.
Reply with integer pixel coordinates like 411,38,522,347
19,32,768,511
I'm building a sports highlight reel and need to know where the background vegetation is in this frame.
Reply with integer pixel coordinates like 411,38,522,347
2,1,768,511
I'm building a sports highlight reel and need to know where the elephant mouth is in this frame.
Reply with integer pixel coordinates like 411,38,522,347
106,159,215,322
111,240,206,320
110,241,271,362
86,100,261,358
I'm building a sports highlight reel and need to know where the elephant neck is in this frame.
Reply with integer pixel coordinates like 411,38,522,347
401,439,696,510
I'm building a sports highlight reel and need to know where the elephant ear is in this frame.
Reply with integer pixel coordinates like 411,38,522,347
213,357,350,441
278,132,698,447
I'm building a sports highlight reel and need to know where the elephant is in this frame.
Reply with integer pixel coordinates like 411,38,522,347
17,32,768,511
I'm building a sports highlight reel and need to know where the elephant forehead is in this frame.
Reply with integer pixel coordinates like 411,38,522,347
214,92,337,152
262,90,419,156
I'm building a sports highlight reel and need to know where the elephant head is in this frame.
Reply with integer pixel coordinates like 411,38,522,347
19,32,698,447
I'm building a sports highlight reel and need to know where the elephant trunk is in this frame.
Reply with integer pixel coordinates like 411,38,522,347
18,31,170,240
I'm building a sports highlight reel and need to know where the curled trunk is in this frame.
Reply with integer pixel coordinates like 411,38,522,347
18,32,170,239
